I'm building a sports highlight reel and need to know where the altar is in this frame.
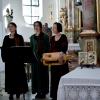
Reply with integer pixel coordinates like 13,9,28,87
57,67,100,100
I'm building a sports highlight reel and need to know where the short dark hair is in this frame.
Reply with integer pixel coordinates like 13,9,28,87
54,22,62,32
33,21,42,29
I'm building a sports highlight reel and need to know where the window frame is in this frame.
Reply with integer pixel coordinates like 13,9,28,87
23,0,40,25
23,0,39,7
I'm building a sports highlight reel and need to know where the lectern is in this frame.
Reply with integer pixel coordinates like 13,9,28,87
5,46,36,100
6,46,36,63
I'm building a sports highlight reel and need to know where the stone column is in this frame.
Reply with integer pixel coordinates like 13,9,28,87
67,0,74,43
82,0,96,30
80,0,99,63
68,0,72,28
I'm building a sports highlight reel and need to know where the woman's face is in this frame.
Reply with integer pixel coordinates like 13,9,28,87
8,24,16,34
34,23,41,33
52,24,58,34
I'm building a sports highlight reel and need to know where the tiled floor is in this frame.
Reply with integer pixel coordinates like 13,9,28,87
0,90,50,100
0,71,50,100
0,95,50,100
0,89,50,100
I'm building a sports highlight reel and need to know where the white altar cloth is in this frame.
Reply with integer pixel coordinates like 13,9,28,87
68,43,80,51
57,67,100,100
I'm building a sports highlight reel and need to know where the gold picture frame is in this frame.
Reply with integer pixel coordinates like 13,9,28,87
85,39,96,52
96,0,100,33
78,52,88,65
74,7,82,32
78,51,97,65
88,51,97,65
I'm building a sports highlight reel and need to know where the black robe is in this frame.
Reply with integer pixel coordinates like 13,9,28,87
30,33,50,94
50,34,69,100
1,34,28,94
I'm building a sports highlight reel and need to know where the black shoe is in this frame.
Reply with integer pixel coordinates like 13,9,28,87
32,90,36,94
35,93,46,99
16,94,20,99
9,95,14,100
52,98,57,100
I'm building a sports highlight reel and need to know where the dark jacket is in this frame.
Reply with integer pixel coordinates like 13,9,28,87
30,32,50,94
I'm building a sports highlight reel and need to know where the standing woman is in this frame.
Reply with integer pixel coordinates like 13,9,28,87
50,22,69,100
30,21,50,99
1,22,28,100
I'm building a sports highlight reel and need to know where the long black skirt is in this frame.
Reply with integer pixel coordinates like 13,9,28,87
31,62,49,94
5,62,28,94
50,63,69,100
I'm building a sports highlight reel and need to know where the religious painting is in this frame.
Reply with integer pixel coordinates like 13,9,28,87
88,51,97,65
85,40,95,52
78,51,97,65
78,52,88,65
96,0,100,33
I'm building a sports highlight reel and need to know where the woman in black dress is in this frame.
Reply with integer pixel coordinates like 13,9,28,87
30,21,50,99
50,22,69,100
1,22,28,100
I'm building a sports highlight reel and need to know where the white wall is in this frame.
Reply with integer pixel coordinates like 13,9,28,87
1,0,68,42
0,0,5,45
0,0,5,46
59,0,67,8
9,0,33,42
0,49,4,72
0,1,2,22
0,0,5,72
9,0,59,41
2,0,10,10
42,0,59,26
1,0,67,41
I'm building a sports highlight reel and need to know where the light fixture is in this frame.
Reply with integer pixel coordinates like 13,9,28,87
75,0,82,6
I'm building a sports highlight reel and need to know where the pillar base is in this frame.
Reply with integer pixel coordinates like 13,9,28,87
80,30,98,38
79,30,100,65
80,30,98,51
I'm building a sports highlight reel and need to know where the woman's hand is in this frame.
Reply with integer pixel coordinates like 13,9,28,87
58,52,65,65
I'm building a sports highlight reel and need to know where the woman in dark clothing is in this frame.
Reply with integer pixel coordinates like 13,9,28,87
30,21,50,99
50,22,69,100
1,22,28,100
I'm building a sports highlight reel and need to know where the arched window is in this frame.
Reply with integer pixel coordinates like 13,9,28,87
22,0,42,25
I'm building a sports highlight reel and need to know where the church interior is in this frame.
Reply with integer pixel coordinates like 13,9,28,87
0,0,100,100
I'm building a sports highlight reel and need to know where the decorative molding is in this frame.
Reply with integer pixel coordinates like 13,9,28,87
96,0,100,33
67,26,74,32
74,28,82,32
80,30,99,38
84,39,96,52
